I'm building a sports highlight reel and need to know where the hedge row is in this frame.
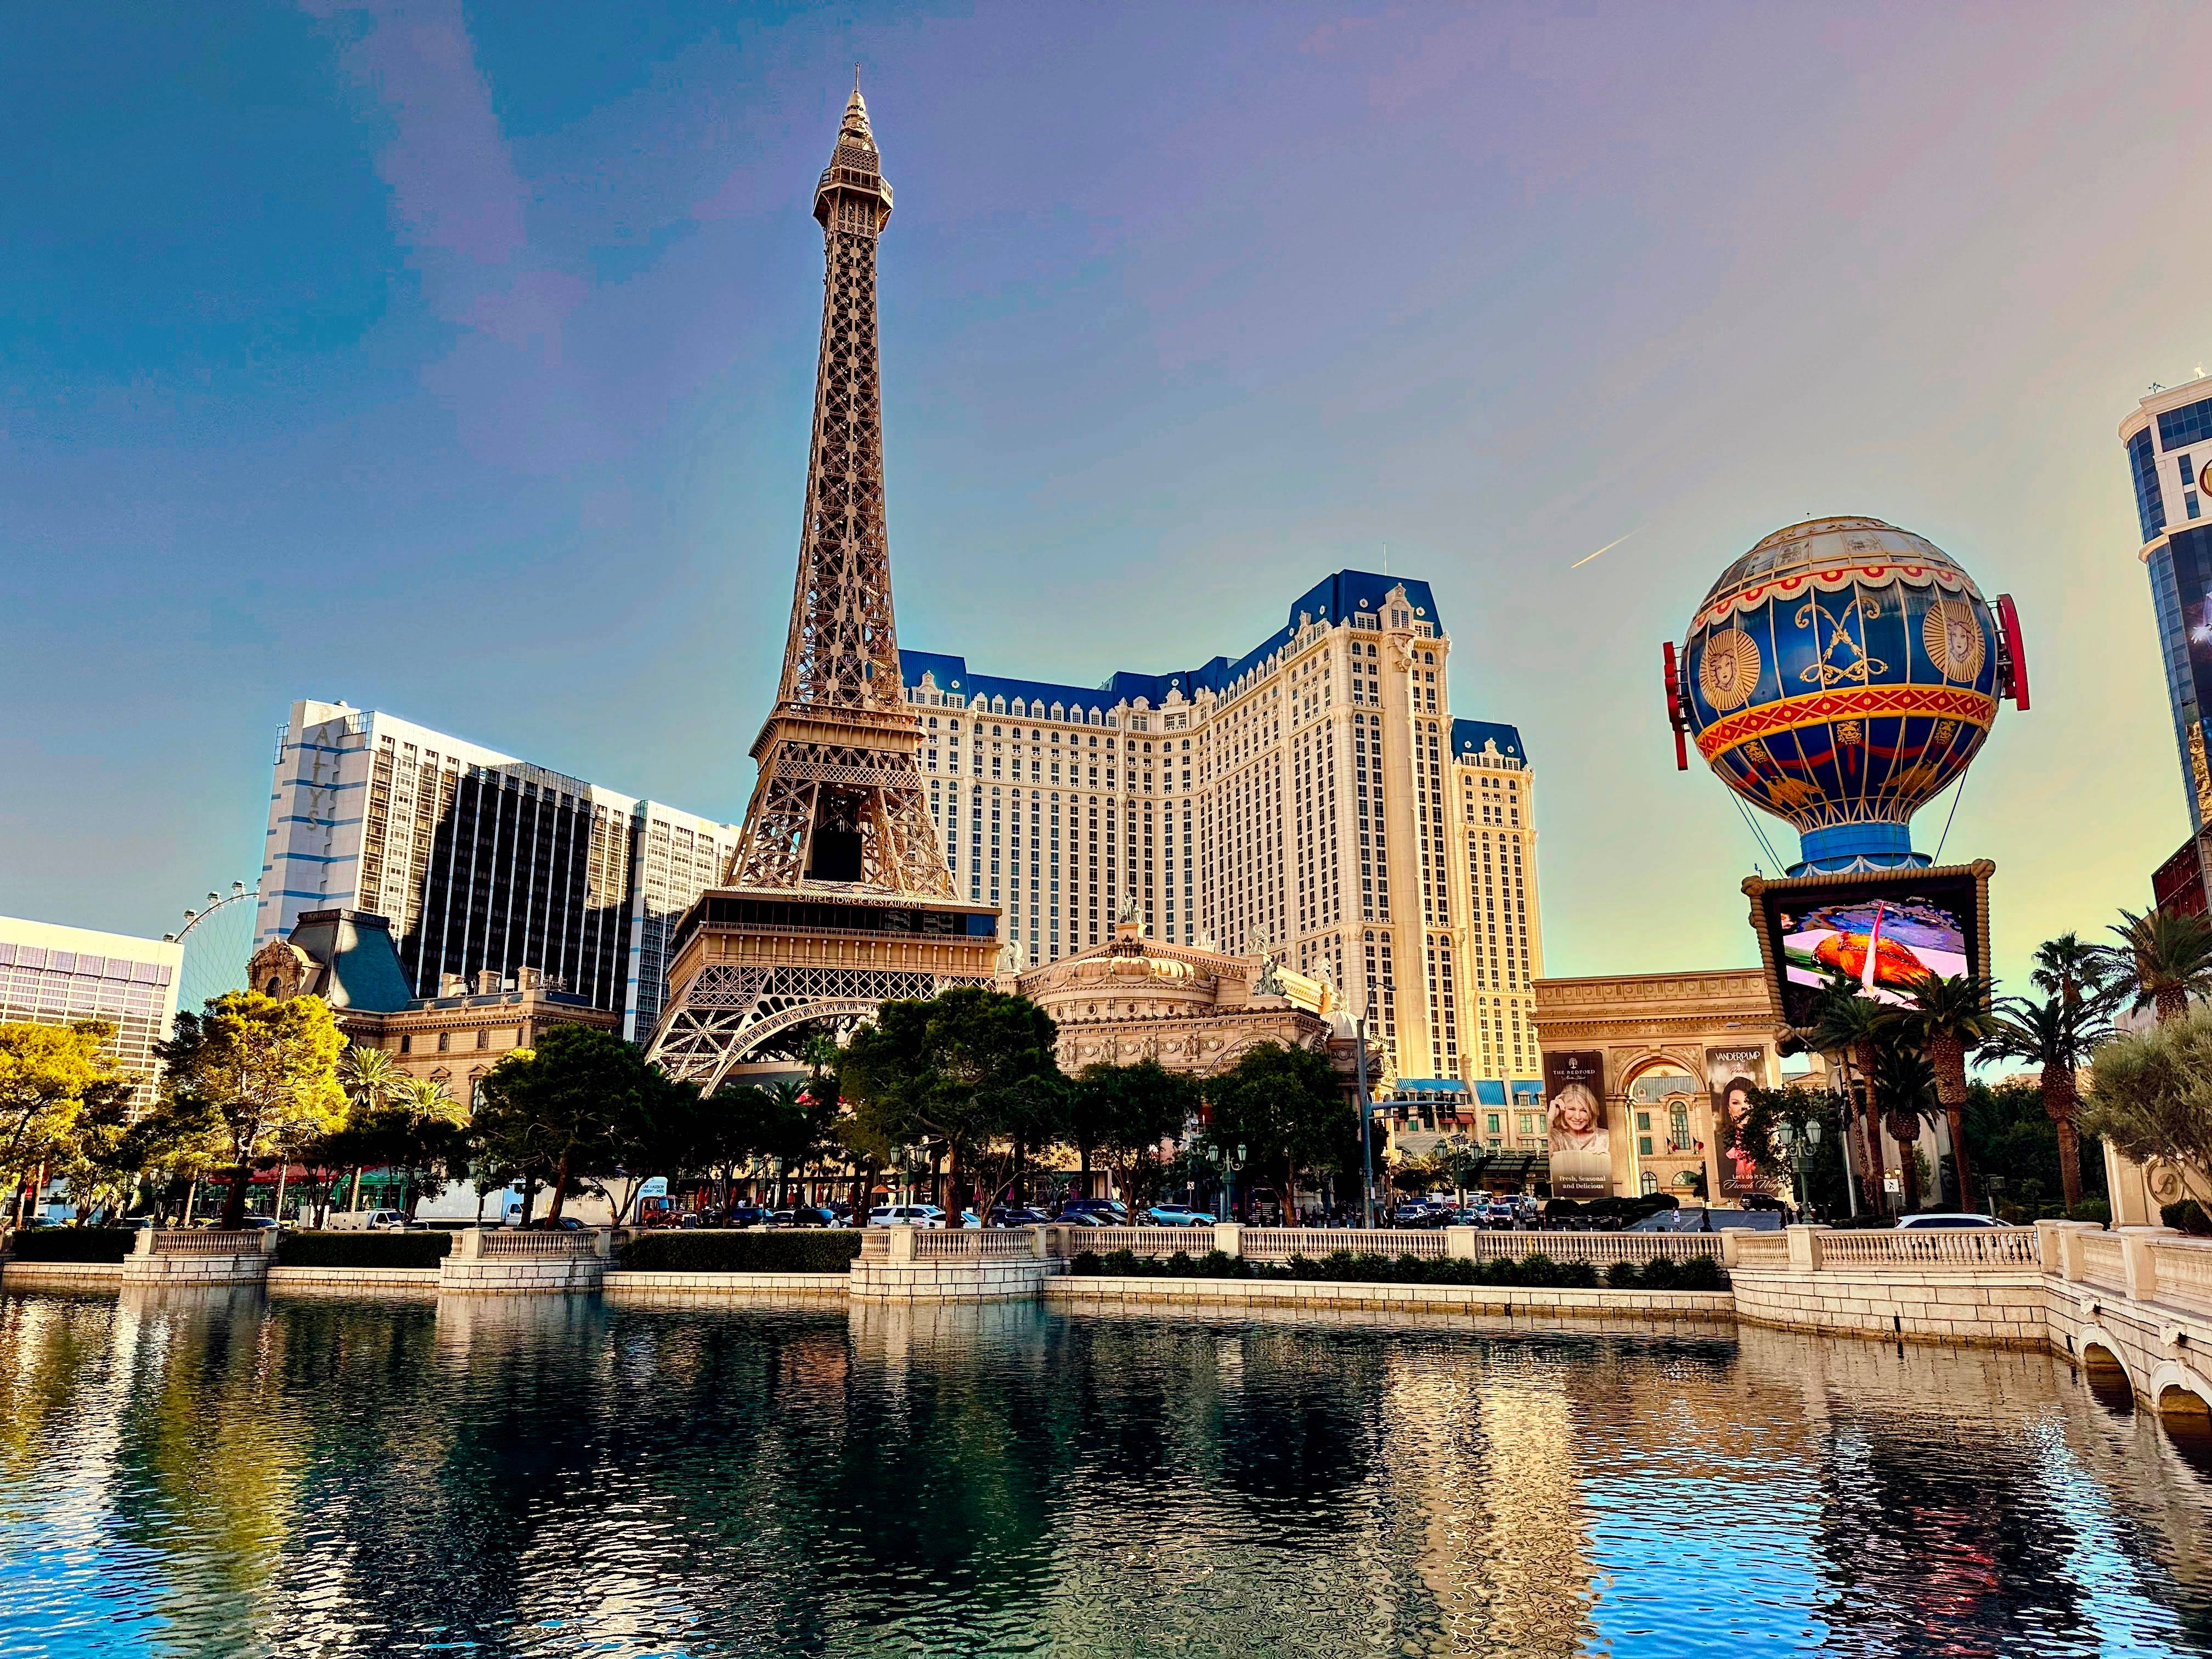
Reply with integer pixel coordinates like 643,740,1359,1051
275,1232,452,1269
1071,1247,1729,1292
7,1227,139,1262
618,1230,863,1274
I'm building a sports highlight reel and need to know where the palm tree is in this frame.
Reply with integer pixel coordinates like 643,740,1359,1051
1987,992,2111,1207
1871,1041,1939,1212
1900,974,2001,1209
2100,907,2212,1025
1806,984,1897,1213
2033,932,2106,1012
335,1045,402,1217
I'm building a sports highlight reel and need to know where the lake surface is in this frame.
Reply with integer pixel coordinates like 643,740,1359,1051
3,1286,2210,1658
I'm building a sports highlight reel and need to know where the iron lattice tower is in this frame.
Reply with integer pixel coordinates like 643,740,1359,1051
647,90,998,1090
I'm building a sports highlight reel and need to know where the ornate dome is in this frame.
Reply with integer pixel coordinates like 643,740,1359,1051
1672,516,2024,872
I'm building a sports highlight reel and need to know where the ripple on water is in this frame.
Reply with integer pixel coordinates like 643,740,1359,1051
3,1291,2211,1658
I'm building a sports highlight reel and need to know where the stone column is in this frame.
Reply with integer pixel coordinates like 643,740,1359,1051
451,1226,484,1262
2121,1227,2178,1303
1785,1224,1826,1272
132,1227,157,1259
592,1228,613,1260
1213,1222,1243,1259
887,1227,917,1266
1445,1225,1478,1261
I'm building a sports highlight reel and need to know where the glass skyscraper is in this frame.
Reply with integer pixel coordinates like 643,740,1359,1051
2122,373,2212,831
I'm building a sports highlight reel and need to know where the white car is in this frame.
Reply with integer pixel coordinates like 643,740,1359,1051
867,1204,947,1229
326,1209,411,1232
1895,1213,2004,1229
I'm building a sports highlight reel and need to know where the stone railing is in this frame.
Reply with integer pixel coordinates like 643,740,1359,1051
1816,1226,2042,1271
2042,1221,2212,1319
2077,1232,2128,1293
911,1229,1038,1262
1728,1231,1793,1269
148,1229,274,1256
859,1231,890,1260
1030,1224,1727,1265
473,1229,602,1260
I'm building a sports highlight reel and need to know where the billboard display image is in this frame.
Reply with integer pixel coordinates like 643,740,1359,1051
1544,1051,1611,1200
1706,1045,1767,1199
1747,864,1990,1029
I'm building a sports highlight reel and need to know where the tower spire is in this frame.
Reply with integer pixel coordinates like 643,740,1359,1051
723,89,943,898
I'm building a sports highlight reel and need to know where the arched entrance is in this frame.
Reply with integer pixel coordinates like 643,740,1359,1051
1624,1060,1705,1201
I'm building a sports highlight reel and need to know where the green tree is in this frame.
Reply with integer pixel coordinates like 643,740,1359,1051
0,1020,130,1223
1065,1060,1202,1217
330,1044,404,1214
1987,991,2112,1207
1871,1039,1939,1213
1961,1076,2106,1216
155,991,347,1229
1804,981,1897,1214
1200,1042,1348,1223
471,1025,661,1224
839,986,1062,1223
1900,973,2001,1207
1728,1084,1853,1216
358,1076,471,1219
2099,907,2212,1025
2082,1006,2212,1191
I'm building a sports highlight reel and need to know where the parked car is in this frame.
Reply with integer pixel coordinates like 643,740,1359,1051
764,1207,834,1229
328,1209,412,1232
1058,1198,1130,1223
1062,1210,1120,1228
522,1216,585,1232
988,1206,1049,1228
1897,1212,2003,1229
1145,1205,1217,1227
1390,1203,1447,1229
867,1204,947,1228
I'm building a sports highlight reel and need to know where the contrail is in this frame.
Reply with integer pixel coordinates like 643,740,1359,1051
1569,530,1634,569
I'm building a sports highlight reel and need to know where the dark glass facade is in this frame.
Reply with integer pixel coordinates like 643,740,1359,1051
398,768,638,1012
2157,396,2212,451
2130,427,2168,543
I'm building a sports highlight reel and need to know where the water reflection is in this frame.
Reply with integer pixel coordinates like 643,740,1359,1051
3,1288,2210,1657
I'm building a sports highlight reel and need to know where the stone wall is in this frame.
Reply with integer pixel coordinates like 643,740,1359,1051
1,1260,124,1290
1730,1268,2049,1348
603,1269,850,1306
850,1257,1062,1304
267,1266,441,1295
1046,1275,1731,1323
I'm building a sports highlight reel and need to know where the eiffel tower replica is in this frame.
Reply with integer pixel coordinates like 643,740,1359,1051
648,87,1000,1090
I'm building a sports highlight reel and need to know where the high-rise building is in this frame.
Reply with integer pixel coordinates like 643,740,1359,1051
2122,373,2212,831
0,916,182,1109
255,700,740,1041
900,569,1543,1094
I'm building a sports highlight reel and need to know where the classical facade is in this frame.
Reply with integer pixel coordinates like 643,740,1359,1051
904,578,1541,1099
249,909,618,1105
255,698,741,1041
1530,968,1786,1204
1008,908,1377,1095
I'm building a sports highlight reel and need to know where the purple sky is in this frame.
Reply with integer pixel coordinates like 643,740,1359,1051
5,1,2208,995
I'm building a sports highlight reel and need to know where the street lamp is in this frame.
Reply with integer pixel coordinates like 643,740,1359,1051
1354,999,1377,1228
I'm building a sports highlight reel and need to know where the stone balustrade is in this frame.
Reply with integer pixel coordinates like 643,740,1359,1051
122,1227,277,1286
438,1226,610,1295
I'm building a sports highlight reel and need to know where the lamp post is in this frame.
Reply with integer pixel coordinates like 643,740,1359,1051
1355,1002,1376,1229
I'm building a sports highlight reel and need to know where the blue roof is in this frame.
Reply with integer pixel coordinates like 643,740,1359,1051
1452,719,1528,764
1473,1080,1506,1105
901,569,1449,715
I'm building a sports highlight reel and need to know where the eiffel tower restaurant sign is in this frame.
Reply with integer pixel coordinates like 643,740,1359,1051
648,89,1000,1091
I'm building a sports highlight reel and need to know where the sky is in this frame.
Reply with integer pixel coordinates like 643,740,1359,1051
4,0,2208,999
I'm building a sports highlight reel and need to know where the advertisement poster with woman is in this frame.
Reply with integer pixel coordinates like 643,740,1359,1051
1706,1046,1768,1199
1544,1051,1611,1200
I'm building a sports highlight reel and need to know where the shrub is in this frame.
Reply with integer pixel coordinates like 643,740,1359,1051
1195,1249,1244,1279
1071,1250,1103,1276
8,1227,139,1263
1672,1255,1729,1291
1639,1255,1681,1290
2067,1199,2112,1226
617,1230,861,1273
1102,1248,1141,1277
1164,1250,1195,1276
278,1231,452,1269
2163,1200,2212,1237
1605,1259,1641,1288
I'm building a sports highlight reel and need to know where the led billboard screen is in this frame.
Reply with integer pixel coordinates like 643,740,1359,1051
1747,863,1990,1030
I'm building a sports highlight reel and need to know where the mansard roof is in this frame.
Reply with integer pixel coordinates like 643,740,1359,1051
1451,719,1529,764
900,568,1447,715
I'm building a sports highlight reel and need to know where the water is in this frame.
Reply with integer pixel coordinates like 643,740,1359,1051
3,1288,2210,1658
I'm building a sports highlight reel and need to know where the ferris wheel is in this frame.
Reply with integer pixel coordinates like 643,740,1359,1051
166,882,258,1014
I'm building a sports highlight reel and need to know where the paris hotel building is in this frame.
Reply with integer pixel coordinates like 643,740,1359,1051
903,569,1545,1111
